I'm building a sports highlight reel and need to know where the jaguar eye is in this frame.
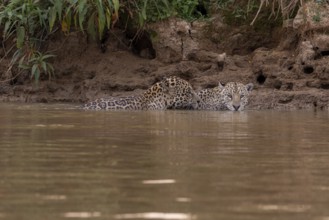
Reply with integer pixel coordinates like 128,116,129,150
240,95,244,98
228,94,232,99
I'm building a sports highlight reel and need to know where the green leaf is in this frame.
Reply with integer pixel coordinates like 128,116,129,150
47,64,54,80
87,12,96,41
41,61,47,73
78,0,88,31
17,53,26,65
112,0,120,15
54,0,63,20
36,8,45,27
4,20,11,36
21,3,26,14
31,64,38,78
3,21,18,41
34,68,40,83
142,0,148,20
18,64,30,70
31,63,41,84
17,14,23,20
62,7,72,33
138,13,144,27
41,54,56,60
29,57,38,62
16,26,25,48
49,7,57,32
65,8,72,31
7,11,13,19
47,63,55,74
96,0,105,39
105,8,111,29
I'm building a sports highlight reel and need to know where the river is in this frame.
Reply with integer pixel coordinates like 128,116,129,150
0,103,328,220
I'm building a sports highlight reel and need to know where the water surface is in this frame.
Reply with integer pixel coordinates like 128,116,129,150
0,103,329,220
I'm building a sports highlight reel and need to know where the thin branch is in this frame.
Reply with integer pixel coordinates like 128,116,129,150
250,0,266,25
0,68,23,83
0,43,16,63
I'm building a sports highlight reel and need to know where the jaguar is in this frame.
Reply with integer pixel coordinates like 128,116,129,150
195,82,254,111
82,76,200,110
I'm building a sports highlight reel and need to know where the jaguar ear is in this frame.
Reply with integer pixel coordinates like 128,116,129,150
218,82,225,89
159,81,169,93
245,83,254,91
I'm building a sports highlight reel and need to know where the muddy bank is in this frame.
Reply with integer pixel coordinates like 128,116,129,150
0,3,328,110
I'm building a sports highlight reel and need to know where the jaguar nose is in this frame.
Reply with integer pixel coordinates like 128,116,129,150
233,105,240,111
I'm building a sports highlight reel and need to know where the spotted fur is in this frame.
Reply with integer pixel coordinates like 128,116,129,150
82,76,200,110
195,82,253,111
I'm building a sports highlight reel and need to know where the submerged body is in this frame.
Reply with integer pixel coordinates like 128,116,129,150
195,82,253,111
82,76,200,110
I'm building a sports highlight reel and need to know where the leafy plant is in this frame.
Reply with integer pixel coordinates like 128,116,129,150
0,0,55,83
15,50,55,83
134,0,173,25
128,0,206,26
216,0,303,25
172,0,200,21
0,0,123,84
0,0,50,47
216,0,260,25
250,0,303,25
48,0,120,40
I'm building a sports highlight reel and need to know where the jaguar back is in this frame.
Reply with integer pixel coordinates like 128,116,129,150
82,76,199,110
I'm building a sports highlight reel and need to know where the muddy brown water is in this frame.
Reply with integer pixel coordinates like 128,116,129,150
0,103,329,220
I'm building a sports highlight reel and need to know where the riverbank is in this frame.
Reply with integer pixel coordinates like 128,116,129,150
0,2,328,110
